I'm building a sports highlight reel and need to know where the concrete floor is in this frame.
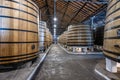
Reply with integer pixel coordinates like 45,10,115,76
35,44,105,80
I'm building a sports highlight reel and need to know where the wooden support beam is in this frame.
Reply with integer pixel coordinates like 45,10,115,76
81,4,107,23
48,6,79,22
39,5,47,9
61,2,70,23
67,3,87,26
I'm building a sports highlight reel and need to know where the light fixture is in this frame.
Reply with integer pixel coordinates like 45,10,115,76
54,24,57,28
54,28,56,31
53,17,57,21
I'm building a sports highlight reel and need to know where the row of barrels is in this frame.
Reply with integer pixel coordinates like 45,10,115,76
0,0,53,65
59,0,120,62
39,21,53,51
58,25,93,47
59,25,104,47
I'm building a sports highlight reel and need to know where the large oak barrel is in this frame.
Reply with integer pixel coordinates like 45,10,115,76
48,32,53,46
0,0,39,65
45,28,52,49
94,26,104,46
39,21,46,51
58,31,67,45
67,25,93,47
103,0,120,62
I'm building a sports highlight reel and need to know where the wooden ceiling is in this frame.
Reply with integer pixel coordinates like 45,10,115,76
34,0,107,35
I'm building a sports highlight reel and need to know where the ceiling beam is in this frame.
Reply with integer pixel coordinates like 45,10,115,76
48,6,79,22
61,2,70,23
81,4,107,23
45,0,52,29
67,3,87,26
39,5,47,9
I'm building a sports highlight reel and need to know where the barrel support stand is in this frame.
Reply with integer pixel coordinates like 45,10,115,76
73,47,94,53
106,58,120,73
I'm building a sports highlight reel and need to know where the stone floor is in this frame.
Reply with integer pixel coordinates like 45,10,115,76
35,44,105,80
0,53,45,80
95,60,120,80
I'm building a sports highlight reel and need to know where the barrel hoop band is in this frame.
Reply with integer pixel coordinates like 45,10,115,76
107,0,119,12
67,42,93,43
67,45,93,47
0,15,38,25
104,25,120,31
104,36,120,39
106,15,120,24
69,29,90,31
67,35,92,37
0,42,39,44
106,7,120,19
0,51,39,58
68,32,92,34
6,0,39,13
104,54,120,62
0,54,38,62
0,28,38,34
67,39,93,40
103,49,120,56
0,6,37,18
25,0,39,10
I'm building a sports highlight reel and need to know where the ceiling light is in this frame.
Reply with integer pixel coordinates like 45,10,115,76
53,17,57,21
54,24,57,28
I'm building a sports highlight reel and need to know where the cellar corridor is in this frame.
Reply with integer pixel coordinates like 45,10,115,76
35,44,105,80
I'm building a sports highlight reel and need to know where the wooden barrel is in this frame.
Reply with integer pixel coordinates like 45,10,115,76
94,26,104,46
45,28,52,49
48,32,53,46
103,0,120,62
0,0,39,65
67,25,93,47
58,31,67,45
39,21,46,51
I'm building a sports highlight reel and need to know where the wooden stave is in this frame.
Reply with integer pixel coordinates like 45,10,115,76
0,0,39,64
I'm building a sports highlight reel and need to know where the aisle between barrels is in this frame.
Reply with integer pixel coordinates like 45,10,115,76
35,44,105,80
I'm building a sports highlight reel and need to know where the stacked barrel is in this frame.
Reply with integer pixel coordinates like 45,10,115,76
58,31,67,46
45,28,53,49
103,0,120,62
39,21,46,51
0,0,39,65
67,25,93,47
